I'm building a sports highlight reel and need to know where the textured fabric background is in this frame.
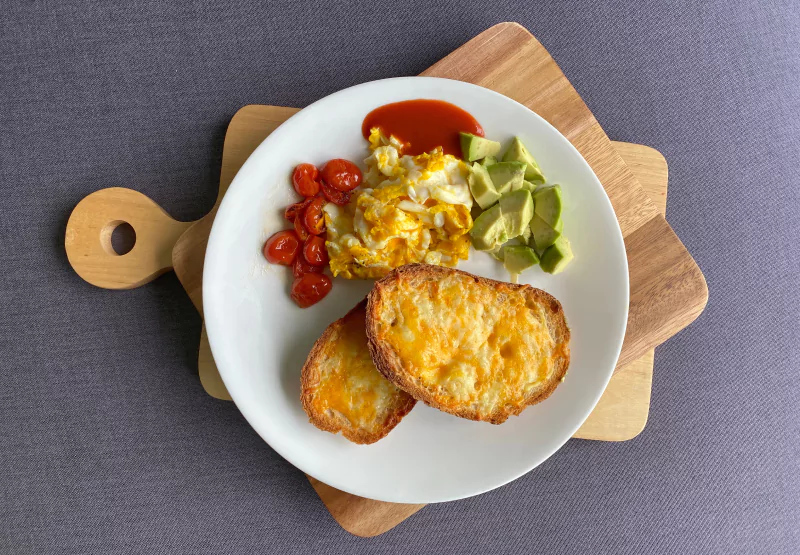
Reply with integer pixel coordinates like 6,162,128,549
1,1,799,553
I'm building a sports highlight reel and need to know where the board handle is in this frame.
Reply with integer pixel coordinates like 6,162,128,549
65,188,195,289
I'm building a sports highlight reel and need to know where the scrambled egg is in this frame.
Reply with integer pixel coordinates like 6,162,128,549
324,129,473,279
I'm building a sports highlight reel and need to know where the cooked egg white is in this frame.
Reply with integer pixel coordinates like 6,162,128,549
325,129,473,279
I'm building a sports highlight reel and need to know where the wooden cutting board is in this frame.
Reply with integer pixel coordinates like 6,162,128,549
64,22,706,537
170,23,707,535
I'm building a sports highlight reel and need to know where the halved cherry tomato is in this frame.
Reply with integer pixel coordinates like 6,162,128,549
302,196,326,235
263,230,300,265
285,197,313,222
320,180,351,206
303,236,328,266
292,164,321,197
320,159,362,192
292,255,323,279
294,214,309,241
291,273,332,308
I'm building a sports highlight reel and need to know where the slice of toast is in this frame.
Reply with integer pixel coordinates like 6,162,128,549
301,300,416,444
366,264,570,424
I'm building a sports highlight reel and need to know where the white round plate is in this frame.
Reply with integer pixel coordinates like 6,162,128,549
203,77,629,504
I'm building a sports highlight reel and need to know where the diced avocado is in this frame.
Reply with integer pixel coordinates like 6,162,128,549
527,172,546,186
532,184,563,227
481,155,498,167
460,133,502,162
488,244,505,261
487,161,526,194
530,214,562,251
470,204,508,251
488,236,525,261
468,163,501,209
499,189,534,238
520,223,532,242
502,137,546,183
520,180,537,193
540,236,574,274
504,245,540,274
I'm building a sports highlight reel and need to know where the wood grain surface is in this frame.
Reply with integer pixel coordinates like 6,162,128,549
65,187,193,289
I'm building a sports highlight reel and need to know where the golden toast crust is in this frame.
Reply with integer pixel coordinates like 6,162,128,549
300,300,416,444
366,264,571,424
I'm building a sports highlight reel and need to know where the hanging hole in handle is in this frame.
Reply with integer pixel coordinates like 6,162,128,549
100,220,137,256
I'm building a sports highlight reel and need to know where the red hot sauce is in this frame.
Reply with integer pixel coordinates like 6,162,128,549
362,99,484,156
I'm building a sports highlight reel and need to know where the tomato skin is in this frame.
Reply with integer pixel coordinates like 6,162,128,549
320,159,362,192
263,230,300,265
320,180,351,206
292,255,324,278
291,273,332,308
285,197,313,222
292,164,321,197
303,236,329,266
294,214,309,241
302,197,326,235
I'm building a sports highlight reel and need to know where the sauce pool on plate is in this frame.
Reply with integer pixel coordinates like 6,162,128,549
362,99,483,156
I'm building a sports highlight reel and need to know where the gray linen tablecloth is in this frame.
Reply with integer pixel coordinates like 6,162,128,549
1,1,798,553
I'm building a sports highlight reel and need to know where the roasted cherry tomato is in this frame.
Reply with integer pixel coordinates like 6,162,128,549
320,180,351,206
292,163,321,197
294,214,309,241
292,255,324,279
303,236,329,266
320,159,362,192
284,197,313,222
302,196,326,235
263,230,300,265
290,273,332,308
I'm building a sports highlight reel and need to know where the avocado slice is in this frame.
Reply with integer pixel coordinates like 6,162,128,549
460,133,502,162
468,163,502,210
520,223,532,242
504,245,540,273
487,161,526,194
499,189,534,238
520,180,537,193
503,137,546,184
470,204,508,251
488,236,527,261
540,236,574,274
530,214,563,251
488,244,505,261
532,184,563,227
480,155,498,167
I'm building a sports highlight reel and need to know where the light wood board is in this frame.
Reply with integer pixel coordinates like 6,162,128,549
64,22,705,537
65,187,193,289
171,22,707,536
